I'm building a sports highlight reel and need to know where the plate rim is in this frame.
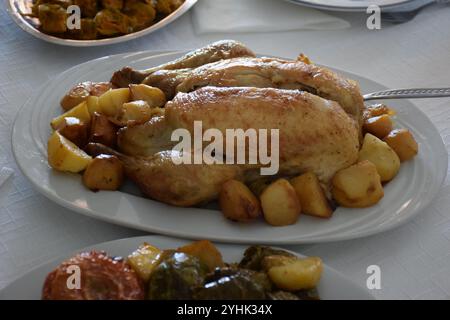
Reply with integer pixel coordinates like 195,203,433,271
6,0,198,47
11,50,448,245
0,234,376,300
284,0,426,12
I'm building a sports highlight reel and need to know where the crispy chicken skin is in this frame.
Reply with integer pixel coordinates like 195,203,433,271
143,56,364,126
110,40,256,87
117,87,359,206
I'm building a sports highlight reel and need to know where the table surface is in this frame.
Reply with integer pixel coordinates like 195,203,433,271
1,4,450,300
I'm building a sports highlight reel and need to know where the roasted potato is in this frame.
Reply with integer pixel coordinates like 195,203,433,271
260,179,301,226
383,129,418,162
332,160,384,208
363,115,393,139
60,81,111,111
55,117,88,148
48,131,92,172
219,180,262,223
82,154,124,191
178,240,224,272
290,172,333,219
110,100,155,126
129,84,166,107
263,255,323,291
89,112,118,147
358,133,400,182
86,96,101,115
38,4,67,34
51,101,91,130
127,243,162,283
363,103,395,121
98,88,130,116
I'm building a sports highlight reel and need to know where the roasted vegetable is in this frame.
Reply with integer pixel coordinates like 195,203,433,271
48,131,92,172
128,243,162,283
363,103,395,121
69,18,98,40
332,160,384,208
155,0,183,15
358,133,400,182
51,101,91,130
89,112,118,147
110,100,155,126
219,180,262,223
148,252,208,300
263,255,323,291
60,82,111,111
260,179,301,226
290,172,333,219
363,115,393,139
98,88,130,116
55,117,88,148
239,246,295,271
129,84,166,107
74,0,98,18
124,2,156,31
82,154,124,191
383,129,418,162
38,4,68,33
94,9,131,36
101,0,123,10
177,240,224,272
195,268,270,300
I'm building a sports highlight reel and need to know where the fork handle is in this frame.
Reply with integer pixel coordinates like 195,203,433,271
363,88,450,101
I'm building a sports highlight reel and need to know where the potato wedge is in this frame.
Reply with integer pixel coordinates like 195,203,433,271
51,101,91,130
219,180,262,222
290,172,333,219
89,112,118,148
332,160,384,208
86,96,101,115
82,154,124,191
129,84,166,107
383,129,418,162
358,133,400,182
98,88,130,117
178,240,224,271
110,100,155,126
260,179,301,226
60,81,111,111
127,243,162,283
55,117,88,148
363,115,393,139
265,256,323,291
48,131,92,172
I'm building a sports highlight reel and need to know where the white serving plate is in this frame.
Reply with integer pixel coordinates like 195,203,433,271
0,235,375,300
285,0,432,12
11,50,447,244
6,0,197,47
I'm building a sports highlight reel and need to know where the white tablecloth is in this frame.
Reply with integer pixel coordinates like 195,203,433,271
1,4,450,300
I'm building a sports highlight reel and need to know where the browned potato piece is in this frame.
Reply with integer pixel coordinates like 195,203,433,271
60,81,111,111
219,180,262,222
363,115,393,139
110,100,155,126
82,154,124,191
178,240,224,271
260,179,301,226
332,160,384,208
358,133,400,182
55,117,88,148
383,129,418,162
290,172,333,219
363,103,395,121
89,112,118,148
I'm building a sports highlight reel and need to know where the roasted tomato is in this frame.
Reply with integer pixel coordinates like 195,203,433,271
42,251,145,300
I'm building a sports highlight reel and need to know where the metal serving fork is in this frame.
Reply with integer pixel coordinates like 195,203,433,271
382,0,450,24
363,88,450,101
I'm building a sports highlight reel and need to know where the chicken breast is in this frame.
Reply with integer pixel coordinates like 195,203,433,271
117,87,359,206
